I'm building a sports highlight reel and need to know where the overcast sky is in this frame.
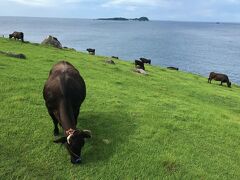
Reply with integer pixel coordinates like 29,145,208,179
1,0,240,22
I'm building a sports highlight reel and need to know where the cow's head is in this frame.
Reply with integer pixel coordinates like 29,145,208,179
54,129,91,164
9,34,13,39
228,81,231,88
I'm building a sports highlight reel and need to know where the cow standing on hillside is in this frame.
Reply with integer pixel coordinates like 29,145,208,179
135,60,145,70
140,58,151,64
112,56,119,59
86,48,95,55
167,67,179,71
208,72,231,88
43,61,91,164
9,32,24,42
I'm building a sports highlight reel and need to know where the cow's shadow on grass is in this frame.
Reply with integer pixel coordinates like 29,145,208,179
78,111,136,164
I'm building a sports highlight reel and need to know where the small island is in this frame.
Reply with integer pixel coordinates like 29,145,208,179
130,17,149,21
97,17,149,21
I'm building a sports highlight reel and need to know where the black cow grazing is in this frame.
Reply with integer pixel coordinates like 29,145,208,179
112,56,119,59
86,48,95,55
167,67,179,71
135,60,145,70
208,72,231,88
43,61,91,164
9,31,24,42
140,58,151,64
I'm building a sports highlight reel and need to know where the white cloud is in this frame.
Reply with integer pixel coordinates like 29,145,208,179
8,0,84,6
6,0,240,8
104,0,155,7
9,0,54,6
102,0,180,10
64,0,82,3
103,0,158,6
4,0,240,22
224,0,240,3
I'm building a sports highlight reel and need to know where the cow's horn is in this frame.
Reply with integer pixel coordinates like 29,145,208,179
67,134,73,144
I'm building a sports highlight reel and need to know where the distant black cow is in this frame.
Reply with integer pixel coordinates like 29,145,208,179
135,60,145,70
167,67,179,71
112,56,119,59
208,72,231,88
140,58,151,64
9,31,24,42
86,48,95,55
43,61,91,164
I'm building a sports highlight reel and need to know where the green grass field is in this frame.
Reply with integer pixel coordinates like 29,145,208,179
1,37,240,179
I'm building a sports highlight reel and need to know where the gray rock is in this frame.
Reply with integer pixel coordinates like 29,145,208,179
41,35,62,49
134,68,148,75
105,59,115,65
102,139,111,144
63,46,76,51
8,53,26,59
0,50,26,59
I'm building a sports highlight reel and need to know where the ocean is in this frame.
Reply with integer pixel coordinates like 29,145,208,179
0,16,239,84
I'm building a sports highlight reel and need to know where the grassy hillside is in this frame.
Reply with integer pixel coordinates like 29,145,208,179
1,38,240,179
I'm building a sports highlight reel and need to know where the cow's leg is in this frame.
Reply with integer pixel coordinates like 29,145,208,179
220,81,223,86
49,112,59,136
208,78,212,84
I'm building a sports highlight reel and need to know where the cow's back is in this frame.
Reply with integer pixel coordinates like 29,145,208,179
209,72,229,82
215,74,229,82
13,31,23,37
43,61,86,112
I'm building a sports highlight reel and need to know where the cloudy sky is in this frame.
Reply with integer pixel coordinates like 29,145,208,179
1,0,240,22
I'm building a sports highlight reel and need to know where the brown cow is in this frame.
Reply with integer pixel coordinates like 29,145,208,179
208,72,231,88
43,61,91,164
9,31,24,42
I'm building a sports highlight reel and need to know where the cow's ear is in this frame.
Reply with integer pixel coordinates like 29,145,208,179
82,130,92,139
54,137,67,144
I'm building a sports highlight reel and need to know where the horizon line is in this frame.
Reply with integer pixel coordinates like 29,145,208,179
0,15,240,24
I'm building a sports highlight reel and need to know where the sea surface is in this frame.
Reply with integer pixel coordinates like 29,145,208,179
0,16,240,84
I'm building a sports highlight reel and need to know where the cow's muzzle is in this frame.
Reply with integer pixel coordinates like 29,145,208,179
71,157,82,164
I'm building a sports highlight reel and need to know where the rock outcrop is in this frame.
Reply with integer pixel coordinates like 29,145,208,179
41,35,62,49
0,50,26,59
134,68,148,75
